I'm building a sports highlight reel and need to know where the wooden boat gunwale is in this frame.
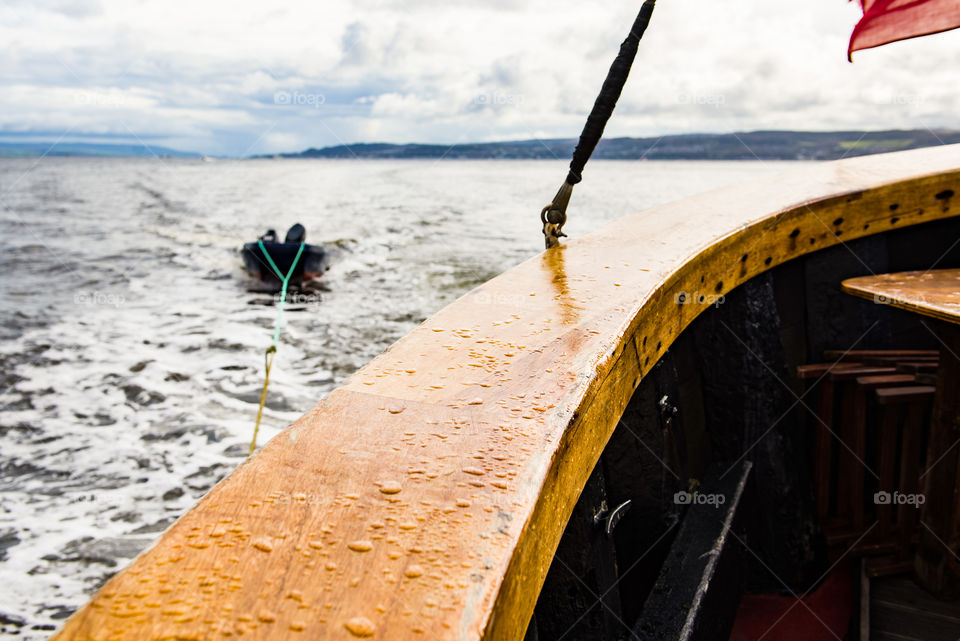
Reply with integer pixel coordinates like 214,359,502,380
52,144,960,641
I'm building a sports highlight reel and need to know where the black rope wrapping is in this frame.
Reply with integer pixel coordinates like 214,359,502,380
566,0,656,185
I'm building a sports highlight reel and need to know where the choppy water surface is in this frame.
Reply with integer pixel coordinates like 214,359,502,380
0,157,803,636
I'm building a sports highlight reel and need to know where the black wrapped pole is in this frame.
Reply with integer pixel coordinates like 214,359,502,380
542,0,656,248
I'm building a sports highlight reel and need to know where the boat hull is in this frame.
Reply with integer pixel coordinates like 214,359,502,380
52,145,960,641
240,241,328,288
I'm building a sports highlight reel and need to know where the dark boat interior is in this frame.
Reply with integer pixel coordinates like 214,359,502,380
526,215,960,641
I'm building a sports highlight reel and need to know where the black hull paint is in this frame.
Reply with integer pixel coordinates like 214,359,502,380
526,215,960,640
241,241,328,289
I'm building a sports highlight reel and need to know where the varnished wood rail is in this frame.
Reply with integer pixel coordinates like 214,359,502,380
53,145,960,640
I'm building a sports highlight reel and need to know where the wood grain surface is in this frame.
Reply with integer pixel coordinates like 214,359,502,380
842,269,960,325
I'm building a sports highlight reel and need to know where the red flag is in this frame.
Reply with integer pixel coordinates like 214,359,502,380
849,0,960,59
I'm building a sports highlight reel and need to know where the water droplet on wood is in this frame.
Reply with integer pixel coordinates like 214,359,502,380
348,540,373,552
344,617,376,637
379,481,402,494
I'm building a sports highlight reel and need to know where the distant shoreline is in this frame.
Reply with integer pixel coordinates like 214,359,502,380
0,141,199,159
266,129,960,162
2,129,958,161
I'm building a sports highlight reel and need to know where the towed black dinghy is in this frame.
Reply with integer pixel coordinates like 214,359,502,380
241,223,329,290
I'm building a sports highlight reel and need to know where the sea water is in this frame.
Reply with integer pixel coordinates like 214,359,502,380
0,157,805,637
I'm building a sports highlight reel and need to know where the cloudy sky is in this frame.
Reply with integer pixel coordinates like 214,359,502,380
1,0,958,156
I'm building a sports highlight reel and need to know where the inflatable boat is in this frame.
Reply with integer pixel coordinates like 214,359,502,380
240,223,329,289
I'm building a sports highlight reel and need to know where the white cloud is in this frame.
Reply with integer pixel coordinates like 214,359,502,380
0,0,958,155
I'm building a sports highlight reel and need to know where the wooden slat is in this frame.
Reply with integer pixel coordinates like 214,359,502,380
796,362,863,379
52,146,960,641
871,575,960,640
854,373,918,532
864,355,939,365
843,381,865,529
896,361,940,373
633,462,753,641
873,575,960,623
916,323,960,597
859,560,870,641
829,366,898,380
866,558,915,578
808,367,921,527
823,366,900,529
836,371,886,527
876,400,900,541
824,349,939,360
813,376,837,521
851,538,899,556
896,401,925,562
875,386,937,403
856,374,917,388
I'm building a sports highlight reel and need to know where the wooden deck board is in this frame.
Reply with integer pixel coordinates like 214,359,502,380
53,145,960,640
871,575,960,641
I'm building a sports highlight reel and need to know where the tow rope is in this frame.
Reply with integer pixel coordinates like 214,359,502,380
542,0,656,248
249,240,306,455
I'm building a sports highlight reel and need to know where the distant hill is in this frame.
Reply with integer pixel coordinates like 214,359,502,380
275,130,960,161
0,142,201,158
5,130,956,160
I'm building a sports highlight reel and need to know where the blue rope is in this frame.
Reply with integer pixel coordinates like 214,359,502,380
250,240,306,455
258,240,306,346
